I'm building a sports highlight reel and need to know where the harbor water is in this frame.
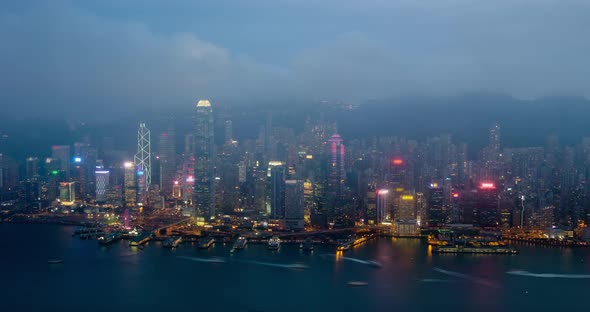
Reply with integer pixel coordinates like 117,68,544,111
1,224,589,311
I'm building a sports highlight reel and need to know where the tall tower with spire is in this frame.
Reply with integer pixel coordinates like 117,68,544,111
193,100,215,218
135,122,151,205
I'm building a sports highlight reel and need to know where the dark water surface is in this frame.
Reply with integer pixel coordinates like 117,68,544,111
1,224,589,311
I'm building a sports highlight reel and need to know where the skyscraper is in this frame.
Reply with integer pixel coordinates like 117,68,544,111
327,134,346,199
51,145,71,178
159,128,176,197
284,180,304,231
193,100,215,218
135,122,151,205
268,161,286,219
25,157,40,180
426,184,445,227
376,189,389,224
123,161,136,207
475,182,499,228
59,182,76,204
95,168,110,202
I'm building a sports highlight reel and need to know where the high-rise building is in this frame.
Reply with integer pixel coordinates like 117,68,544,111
135,122,151,205
224,119,233,144
159,129,176,198
95,168,110,202
51,145,71,178
397,193,416,221
366,186,377,225
193,100,215,218
59,182,76,205
376,189,389,224
426,184,445,227
25,157,40,180
268,161,286,219
123,162,136,207
475,182,499,228
327,134,346,199
284,180,304,231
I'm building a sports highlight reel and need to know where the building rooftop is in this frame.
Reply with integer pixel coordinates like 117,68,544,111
196,100,211,107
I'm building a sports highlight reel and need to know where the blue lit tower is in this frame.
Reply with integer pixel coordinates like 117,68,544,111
193,100,215,218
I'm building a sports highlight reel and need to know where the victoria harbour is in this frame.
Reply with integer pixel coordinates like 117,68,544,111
2,224,589,311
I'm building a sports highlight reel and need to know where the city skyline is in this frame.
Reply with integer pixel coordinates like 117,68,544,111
2,2,590,311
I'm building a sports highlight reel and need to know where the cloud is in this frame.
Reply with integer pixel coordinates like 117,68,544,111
0,3,292,119
0,1,589,119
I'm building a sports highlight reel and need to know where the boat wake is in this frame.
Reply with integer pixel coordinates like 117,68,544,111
178,256,227,264
239,260,309,270
434,268,497,288
507,270,590,279
322,254,382,268
418,278,453,283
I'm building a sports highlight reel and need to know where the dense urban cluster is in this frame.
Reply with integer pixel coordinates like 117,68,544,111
1,100,590,241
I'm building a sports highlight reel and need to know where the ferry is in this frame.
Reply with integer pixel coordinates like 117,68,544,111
268,237,281,250
98,232,120,245
233,237,248,249
302,238,314,251
163,236,182,248
198,237,215,249
336,235,355,251
73,227,103,235
130,233,152,246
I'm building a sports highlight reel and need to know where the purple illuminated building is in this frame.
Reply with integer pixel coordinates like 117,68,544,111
327,134,345,199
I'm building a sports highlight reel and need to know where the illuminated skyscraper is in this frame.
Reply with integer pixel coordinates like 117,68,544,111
475,182,499,228
397,193,416,221
95,168,110,202
59,182,76,204
123,161,136,207
376,189,389,224
327,134,345,199
193,100,215,218
135,122,151,205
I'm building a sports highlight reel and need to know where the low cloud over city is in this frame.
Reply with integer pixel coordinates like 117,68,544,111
1,0,589,118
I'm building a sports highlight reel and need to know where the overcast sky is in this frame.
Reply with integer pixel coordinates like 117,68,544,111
1,0,589,119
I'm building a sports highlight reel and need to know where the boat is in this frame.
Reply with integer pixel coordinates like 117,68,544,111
130,233,152,246
347,281,368,287
233,237,248,249
163,236,182,248
268,237,281,250
48,259,64,264
302,238,314,251
98,232,120,245
198,237,215,249
336,235,355,251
